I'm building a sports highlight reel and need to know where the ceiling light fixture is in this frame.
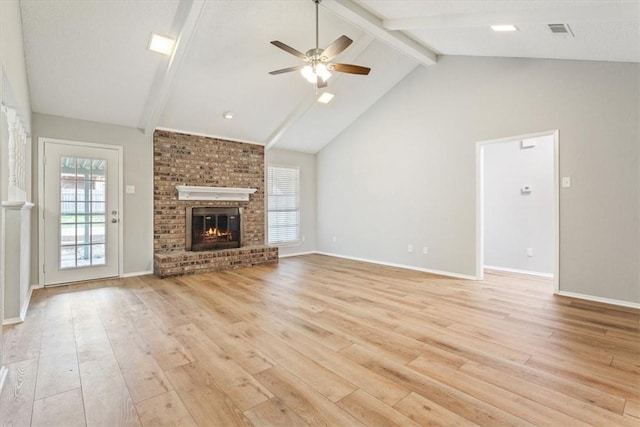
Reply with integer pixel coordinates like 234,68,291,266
317,92,335,104
268,0,370,89
301,63,331,84
491,24,518,32
148,33,176,55
223,111,234,119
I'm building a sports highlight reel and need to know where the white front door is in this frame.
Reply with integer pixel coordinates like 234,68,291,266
42,140,121,285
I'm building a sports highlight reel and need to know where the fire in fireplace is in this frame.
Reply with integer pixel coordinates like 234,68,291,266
186,207,241,251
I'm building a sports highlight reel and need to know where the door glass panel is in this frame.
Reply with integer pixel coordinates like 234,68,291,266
92,202,105,214
91,214,105,224
60,223,75,246
76,245,91,267
59,155,108,269
92,160,106,181
60,246,76,269
91,183,106,202
92,224,105,243
92,244,106,265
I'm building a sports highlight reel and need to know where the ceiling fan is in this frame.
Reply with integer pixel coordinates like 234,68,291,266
268,0,371,88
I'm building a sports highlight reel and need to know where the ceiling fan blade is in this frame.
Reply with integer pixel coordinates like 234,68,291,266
321,35,352,60
317,75,328,88
270,41,307,60
329,63,371,75
269,65,305,75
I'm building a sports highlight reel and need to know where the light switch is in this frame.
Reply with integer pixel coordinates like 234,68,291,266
562,177,571,188
125,185,136,194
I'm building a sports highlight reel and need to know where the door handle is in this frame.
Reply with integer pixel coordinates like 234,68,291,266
111,218,118,223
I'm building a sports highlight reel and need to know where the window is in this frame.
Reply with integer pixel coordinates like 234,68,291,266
267,165,300,245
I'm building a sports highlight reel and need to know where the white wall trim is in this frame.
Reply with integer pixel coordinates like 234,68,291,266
2,317,23,325
0,367,7,395
121,270,154,278
18,284,35,321
557,291,640,309
484,265,554,278
316,251,477,280
476,129,560,293
279,251,317,258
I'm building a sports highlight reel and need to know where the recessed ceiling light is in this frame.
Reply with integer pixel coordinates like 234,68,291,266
148,33,175,55
223,111,234,119
317,92,335,104
491,24,518,32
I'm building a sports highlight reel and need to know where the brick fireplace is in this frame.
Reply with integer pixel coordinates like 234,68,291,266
153,130,277,278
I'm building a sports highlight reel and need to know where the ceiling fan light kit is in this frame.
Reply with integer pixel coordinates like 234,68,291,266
302,63,331,83
268,0,370,89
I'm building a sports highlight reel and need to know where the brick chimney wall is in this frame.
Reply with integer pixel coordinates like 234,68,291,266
153,129,266,254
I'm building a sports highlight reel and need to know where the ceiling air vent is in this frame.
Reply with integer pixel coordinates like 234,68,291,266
548,23,574,37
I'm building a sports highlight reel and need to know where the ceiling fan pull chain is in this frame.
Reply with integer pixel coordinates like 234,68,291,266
315,0,320,51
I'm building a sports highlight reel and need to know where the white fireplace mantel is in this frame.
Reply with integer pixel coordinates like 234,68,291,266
176,185,257,202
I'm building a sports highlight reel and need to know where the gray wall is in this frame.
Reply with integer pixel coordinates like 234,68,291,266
317,56,639,304
31,113,154,280
1,0,33,202
266,148,316,257
483,135,554,275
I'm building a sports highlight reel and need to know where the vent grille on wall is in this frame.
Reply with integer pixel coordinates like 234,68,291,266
548,24,574,37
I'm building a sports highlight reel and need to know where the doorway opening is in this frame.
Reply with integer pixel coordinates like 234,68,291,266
476,130,559,293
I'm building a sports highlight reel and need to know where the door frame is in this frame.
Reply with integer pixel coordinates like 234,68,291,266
475,130,559,294
38,137,124,286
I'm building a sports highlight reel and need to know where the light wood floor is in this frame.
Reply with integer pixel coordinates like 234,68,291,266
2,254,639,426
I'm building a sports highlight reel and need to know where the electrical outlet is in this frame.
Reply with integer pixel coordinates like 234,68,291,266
301,235,306,242
423,246,429,255
332,236,337,243
527,248,533,257
408,244,413,253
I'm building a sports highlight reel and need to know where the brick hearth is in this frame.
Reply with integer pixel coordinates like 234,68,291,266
153,130,277,277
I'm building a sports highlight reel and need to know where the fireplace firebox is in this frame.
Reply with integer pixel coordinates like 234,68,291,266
186,207,241,251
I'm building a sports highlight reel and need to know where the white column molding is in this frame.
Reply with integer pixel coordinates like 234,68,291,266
16,124,26,191
2,107,18,190
1,105,29,200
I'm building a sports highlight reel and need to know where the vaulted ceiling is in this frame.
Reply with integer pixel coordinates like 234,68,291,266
19,0,640,153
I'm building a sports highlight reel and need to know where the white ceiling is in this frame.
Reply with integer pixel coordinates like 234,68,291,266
19,0,640,153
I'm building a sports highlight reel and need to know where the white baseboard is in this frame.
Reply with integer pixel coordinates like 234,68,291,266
279,251,317,259
121,270,154,278
484,265,553,278
0,366,7,395
2,285,37,326
557,291,640,309
2,317,23,325
316,251,477,281
19,285,35,320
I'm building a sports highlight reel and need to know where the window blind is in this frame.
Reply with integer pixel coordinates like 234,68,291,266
267,165,300,245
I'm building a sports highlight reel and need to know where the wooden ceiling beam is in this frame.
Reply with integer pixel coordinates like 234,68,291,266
322,0,437,67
